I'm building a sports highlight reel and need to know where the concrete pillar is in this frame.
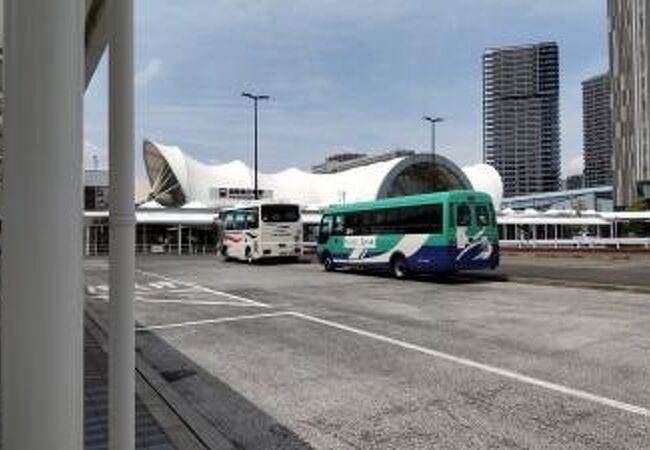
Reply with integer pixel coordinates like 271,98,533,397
2,0,84,448
85,223,91,256
108,0,135,448
178,225,182,256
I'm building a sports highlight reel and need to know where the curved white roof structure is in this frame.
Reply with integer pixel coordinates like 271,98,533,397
143,140,503,209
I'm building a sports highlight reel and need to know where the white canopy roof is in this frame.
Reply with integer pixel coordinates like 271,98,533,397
143,140,504,210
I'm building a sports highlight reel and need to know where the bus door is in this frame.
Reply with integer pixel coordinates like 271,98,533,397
472,203,492,235
318,215,333,245
453,203,475,250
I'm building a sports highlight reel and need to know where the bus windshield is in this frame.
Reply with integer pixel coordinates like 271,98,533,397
261,204,300,222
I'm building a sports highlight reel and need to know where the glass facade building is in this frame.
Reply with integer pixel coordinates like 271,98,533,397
483,42,561,198
582,73,613,188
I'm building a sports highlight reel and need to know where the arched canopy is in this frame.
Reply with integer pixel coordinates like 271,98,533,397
143,140,186,206
377,154,472,199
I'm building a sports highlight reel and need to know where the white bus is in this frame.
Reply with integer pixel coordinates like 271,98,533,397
218,203,302,262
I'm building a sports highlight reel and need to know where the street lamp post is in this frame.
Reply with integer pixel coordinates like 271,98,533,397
242,92,269,200
422,116,444,155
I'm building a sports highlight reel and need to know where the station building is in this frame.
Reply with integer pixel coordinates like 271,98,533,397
82,140,650,256
84,140,503,255
142,140,503,209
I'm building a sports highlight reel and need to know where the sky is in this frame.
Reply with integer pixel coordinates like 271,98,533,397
84,0,609,181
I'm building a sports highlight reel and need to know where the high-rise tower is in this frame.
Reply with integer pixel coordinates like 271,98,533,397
582,73,613,188
483,42,560,197
608,0,650,207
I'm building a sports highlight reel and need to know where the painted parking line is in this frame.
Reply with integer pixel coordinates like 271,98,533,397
135,298,262,307
287,311,650,418
87,292,261,307
136,270,270,308
136,311,291,332
99,271,650,418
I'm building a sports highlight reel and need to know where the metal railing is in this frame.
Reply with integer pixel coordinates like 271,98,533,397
500,237,650,250
85,244,219,256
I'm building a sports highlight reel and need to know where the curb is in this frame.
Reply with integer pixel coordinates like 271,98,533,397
506,275,650,295
85,305,236,450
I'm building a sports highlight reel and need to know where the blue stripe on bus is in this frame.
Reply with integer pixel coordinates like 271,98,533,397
331,244,499,272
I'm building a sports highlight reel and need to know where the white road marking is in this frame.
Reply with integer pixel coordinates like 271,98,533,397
137,270,270,308
135,298,261,307
137,311,290,331
147,288,199,294
87,289,259,307
96,270,650,418
149,281,179,289
289,311,650,418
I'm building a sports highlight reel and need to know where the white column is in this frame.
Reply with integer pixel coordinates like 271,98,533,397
2,0,84,449
85,223,91,256
178,225,182,255
108,0,135,448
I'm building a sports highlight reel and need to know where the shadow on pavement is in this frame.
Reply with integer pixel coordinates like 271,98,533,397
335,267,509,285
135,325,315,450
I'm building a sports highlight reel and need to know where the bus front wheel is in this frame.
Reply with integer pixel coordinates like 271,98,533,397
390,253,409,279
323,254,336,272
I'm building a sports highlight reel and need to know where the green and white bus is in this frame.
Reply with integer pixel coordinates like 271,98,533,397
316,190,499,277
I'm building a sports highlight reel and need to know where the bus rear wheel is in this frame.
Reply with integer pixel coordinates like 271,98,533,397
390,254,409,279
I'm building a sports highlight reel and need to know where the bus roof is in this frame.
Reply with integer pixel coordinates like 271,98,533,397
324,190,492,214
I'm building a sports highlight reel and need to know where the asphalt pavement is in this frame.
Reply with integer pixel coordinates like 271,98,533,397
85,255,650,449
497,252,650,291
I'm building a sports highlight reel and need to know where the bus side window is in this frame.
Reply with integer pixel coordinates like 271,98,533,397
386,208,400,233
456,204,471,227
333,215,345,235
374,209,387,233
343,213,358,235
428,204,443,234
359,211,374,235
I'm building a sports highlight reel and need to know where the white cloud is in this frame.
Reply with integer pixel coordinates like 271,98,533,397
564,155,584,177
135,58,163,87
122,1,607,173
